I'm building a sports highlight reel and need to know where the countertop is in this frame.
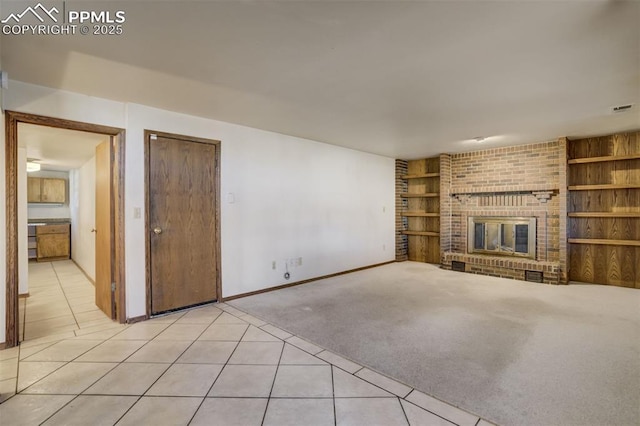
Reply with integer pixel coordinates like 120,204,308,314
28,218,71,225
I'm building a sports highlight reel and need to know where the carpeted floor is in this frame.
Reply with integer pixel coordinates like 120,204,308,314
229,262,640,426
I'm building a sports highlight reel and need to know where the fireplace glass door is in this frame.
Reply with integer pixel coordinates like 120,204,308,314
468,217,536,259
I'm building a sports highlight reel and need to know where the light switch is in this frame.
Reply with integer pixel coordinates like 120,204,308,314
133,207,141,219
227,193,235,203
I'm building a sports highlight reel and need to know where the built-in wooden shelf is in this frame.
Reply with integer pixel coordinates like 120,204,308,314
568,212,640,218
401,173,440,179
567,154,640,164
568,238,640,247
400,193,439,198
568,184,640,191
402,231,440,237
401,212,440,217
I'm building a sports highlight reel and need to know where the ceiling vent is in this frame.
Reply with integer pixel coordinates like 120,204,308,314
611,104,634,113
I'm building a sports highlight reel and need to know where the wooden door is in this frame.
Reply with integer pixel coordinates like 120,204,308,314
149,134,219,314
95,140,113,318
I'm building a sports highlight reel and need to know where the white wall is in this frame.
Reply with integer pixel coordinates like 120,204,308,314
18,148,28,295
69,156,96,281
27,170,71,219
1,81,396,342
126,104,395,317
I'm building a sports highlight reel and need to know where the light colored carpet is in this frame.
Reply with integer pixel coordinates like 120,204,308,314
230,262,640,426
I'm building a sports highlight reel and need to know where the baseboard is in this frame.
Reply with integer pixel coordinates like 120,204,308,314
0,341,7,350
222,260,396,302
71,260,96,286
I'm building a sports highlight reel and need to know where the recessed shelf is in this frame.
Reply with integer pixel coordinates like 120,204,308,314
568,184,640,191
401,212,440,217
568,238,640,247
567,154,640,164
402,231,440,237
400,193,439,198
401,173,440,179
568,212,640,218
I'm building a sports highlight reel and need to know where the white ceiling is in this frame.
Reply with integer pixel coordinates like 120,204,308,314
2,1,639,159
18,123,108,171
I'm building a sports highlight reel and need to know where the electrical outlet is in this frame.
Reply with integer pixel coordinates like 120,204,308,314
133,207,141,219
383,244,386,251
272,261,276,270
296,257,302,266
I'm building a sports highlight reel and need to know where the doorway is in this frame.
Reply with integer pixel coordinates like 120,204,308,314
5,111,126,348
145,131,221,315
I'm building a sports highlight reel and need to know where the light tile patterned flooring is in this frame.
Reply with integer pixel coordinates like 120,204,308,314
19,261,114,342
1,262,494,425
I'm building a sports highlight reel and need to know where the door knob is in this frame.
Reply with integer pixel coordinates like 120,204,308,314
153,227,163,235
91,228,97,233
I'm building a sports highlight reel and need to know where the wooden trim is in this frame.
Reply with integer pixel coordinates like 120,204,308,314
144,130,222,315
222,261,396,302
5,112,18,347
568,212,640,218
0,341,7,350
568,238,640,247
399,193,439,198
18,293,29,298
567,154,640,164
126,314,148,324
112,132,127,324
144,132,151,318
402,231,440,237
401,173,440,179
4,111,126,348
568,184,640,191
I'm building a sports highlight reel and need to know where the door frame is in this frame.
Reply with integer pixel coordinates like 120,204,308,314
4,111,127,348
144,130,221,316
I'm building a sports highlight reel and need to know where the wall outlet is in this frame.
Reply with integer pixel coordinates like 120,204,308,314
296,257,302,266
133,207,141,219
272,261,276,270
383,244,386,251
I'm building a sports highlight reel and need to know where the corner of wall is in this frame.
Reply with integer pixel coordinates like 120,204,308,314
557,137,569,284
395,159,408,261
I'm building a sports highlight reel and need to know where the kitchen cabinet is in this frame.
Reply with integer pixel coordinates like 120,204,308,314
36,224,70,261
27,177,66,203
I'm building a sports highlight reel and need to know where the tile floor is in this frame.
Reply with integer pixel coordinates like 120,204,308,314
19,261,115,342
0,302,494,425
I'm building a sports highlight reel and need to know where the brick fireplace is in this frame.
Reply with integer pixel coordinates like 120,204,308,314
439,139,568,284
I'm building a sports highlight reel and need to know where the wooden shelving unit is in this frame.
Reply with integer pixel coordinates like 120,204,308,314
567,153,640,164
401,212,440,217
401,157,440,264
568,183,640,191
567,132,639,288
568,238,640,247
568,212,640,218
399,193,439,198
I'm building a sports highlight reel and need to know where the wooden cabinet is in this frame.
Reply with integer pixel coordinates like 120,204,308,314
567,131,639,288
36,224,70,261
400,156,441,263
27,178,66,203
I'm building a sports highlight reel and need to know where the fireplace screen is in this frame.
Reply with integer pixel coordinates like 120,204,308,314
468,217,536,259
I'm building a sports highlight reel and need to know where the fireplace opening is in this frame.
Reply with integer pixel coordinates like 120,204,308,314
468,217,536,259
